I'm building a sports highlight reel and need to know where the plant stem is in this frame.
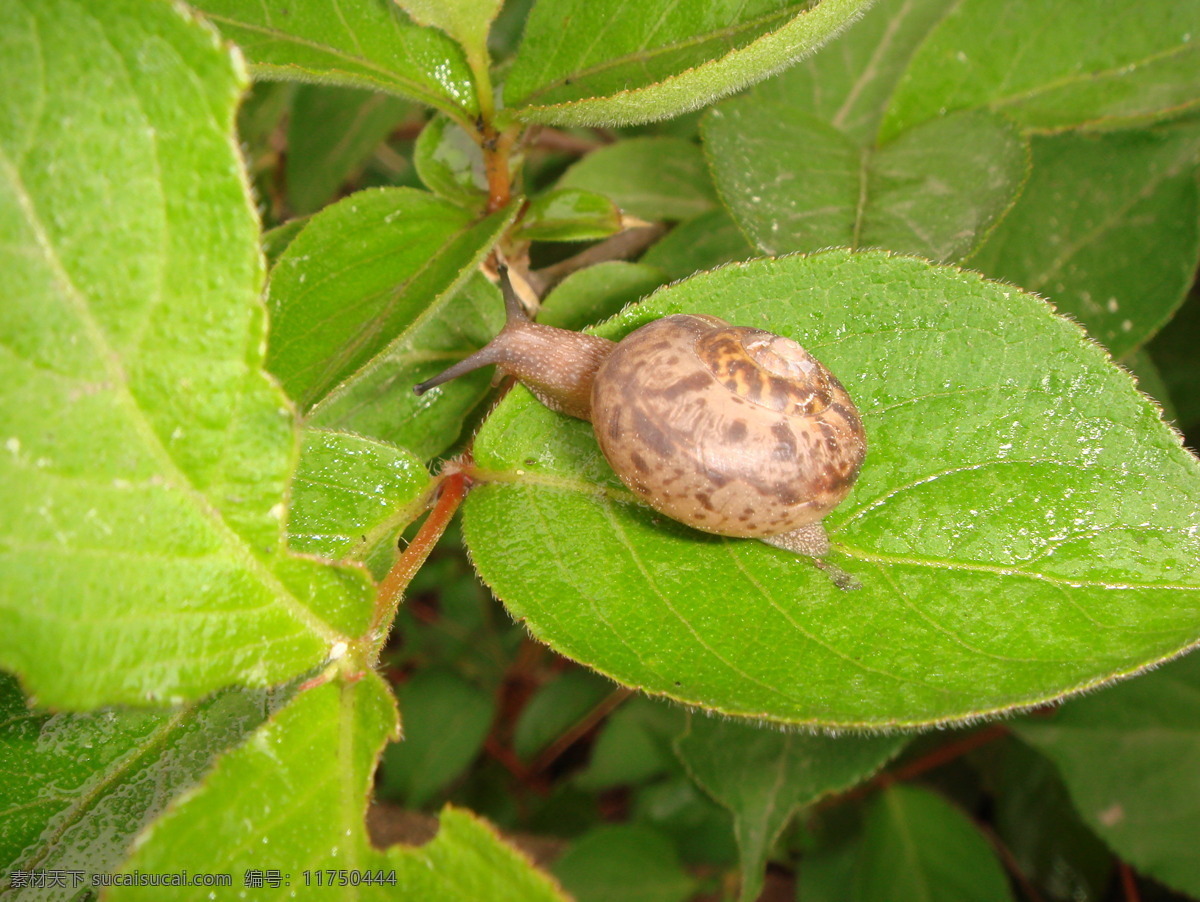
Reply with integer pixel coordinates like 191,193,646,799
365,467,469,660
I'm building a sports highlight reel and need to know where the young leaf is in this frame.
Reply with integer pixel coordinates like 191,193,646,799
804,785,1015,902
266,188,514,409
187,0,479,121
310,271,507,460
396,0,504,72
0,0,372,709
557,137,718,221
0,675,279,895
380,668,496,807
704,102,1027,261
880,0,1200,140
674,717,906,901
552,824,696,902
414,114,490,211
288,429,431,560
461,251,1200,727
112,675,566,900
1014,652,1200,899
504,0,874,126
967,121,1200,357
287,85,414,215
515,189,624,243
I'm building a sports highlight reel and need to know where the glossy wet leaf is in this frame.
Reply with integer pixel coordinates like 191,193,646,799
287,85,414,215
552,825,696,902
288,429,431,560
1014,653,1200,898
414,114,489,211
396,0,504,66
114,674,566,900
380,668,496,807
675,716,905,901
0,675,278,898
803,785,1014,902
515,189,623,242
0,0,372,709
539,262,667,331
705,102,1027,260
310,271,507,459
504,0,873,126
968,121,1200,357
462,250,1200,727
558,138,717,221
188,0,479,120
266,188,513,409
880,0,1200,140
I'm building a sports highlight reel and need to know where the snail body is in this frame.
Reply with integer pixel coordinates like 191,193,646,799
415,268,866,557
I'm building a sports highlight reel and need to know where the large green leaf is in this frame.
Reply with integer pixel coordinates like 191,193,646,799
880,0,1200,140
0,675,278,898
114,675,566,901
288,429,431,561
675,717,905,901
461,251,1200,727
0,0,372,709
287,85,414,216
308,271,507,460
188,0,479,120
705,103,1027,260
266,188,513,410
503,0,874,126
968,121,1200,357
1014,653,1200,898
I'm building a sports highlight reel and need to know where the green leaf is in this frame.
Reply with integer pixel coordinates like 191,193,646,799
705,102,1028,260
880,0,1200,140
539,262,668,331
188,0,479,121
640,209,755,281
1121,348,1178,427
114,674,565,901
266,188,513,409
0,675,278,896
287,85,414,215
514,669,614,761
990,738,1113,902
769,0,958,145
632,775,738,866
262,216,309,267
1148,288,1200,436
806,785,1014,902
575,696,687,790
380,668,496,807
461,250,1200,727
675,717,905,902
515,189,623,242
558,137,717,221
1013,653,1200,899
552,824,696,902
414,114,489,211
967,121,1200,357
0,0,372,709
288,429,431,560
309,272,507,460
504,0,874,126
396,0,504,70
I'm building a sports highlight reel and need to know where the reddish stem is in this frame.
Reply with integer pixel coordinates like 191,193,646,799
1119,862,1141,902
368,469,469,656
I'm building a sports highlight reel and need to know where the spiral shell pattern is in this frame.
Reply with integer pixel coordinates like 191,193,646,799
591,315,865,539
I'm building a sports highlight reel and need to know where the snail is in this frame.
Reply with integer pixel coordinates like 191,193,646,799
414,267,866,557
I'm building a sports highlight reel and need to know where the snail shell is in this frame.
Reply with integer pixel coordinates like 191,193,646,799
415,267,866,557
592,315,865,553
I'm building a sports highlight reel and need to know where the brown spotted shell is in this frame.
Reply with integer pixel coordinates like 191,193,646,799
590,315,866,539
